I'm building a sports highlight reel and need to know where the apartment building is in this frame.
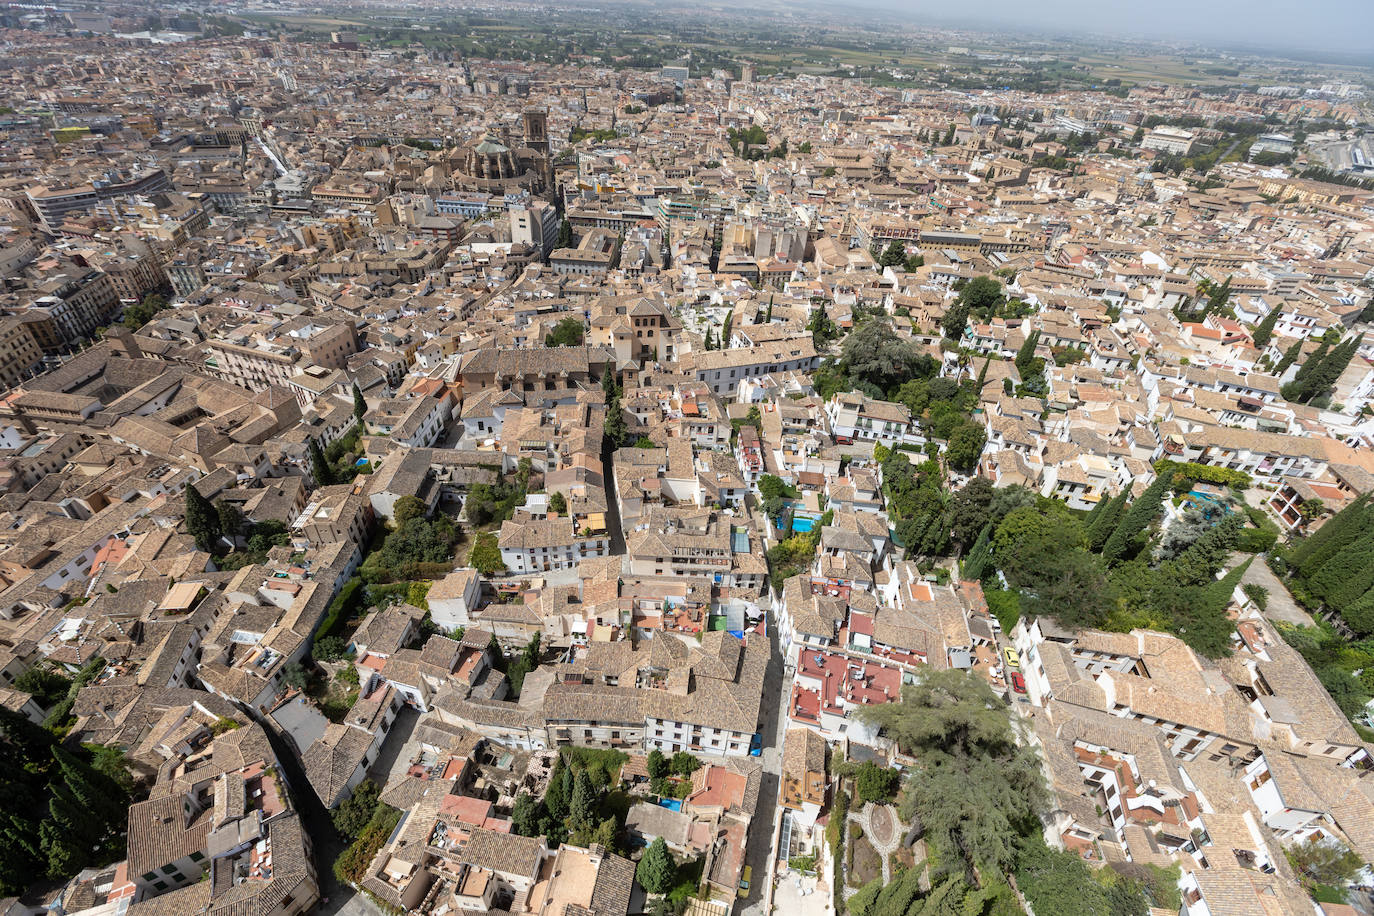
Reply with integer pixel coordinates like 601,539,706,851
208,319,359,392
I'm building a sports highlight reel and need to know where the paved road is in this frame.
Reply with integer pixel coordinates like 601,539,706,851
740,609,787,916
1232,552,1314,627
259,719,374,916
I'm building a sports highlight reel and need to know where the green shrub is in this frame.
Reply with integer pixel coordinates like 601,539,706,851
334,804,402,885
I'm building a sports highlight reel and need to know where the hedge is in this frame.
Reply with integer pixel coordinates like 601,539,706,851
316,577,363,642
1154,459,1252,491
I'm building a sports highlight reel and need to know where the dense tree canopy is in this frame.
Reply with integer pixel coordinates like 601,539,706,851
841,318,936,394
860,669,1046,877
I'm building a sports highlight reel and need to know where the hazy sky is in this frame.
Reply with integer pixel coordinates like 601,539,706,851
868,0,1374,55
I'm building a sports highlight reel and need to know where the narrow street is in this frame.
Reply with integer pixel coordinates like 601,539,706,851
740,607,787,916
258,721,371,916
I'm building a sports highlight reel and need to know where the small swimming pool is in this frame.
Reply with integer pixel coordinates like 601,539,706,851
657,798,682,812
791,517,815,533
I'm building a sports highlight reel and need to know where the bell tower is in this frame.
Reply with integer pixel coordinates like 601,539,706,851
522,108,549,156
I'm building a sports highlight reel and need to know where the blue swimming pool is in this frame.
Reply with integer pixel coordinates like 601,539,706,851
657,798,683,812
792,517,815,533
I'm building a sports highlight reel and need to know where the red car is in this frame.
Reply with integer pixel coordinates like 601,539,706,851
1009,671,1027,694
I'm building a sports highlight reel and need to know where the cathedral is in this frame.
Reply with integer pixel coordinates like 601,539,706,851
450,109,552,195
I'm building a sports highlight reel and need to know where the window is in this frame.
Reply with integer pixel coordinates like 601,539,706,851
162,865,178,875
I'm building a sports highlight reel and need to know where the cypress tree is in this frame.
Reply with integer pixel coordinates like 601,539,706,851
1206,275,1232,314
1289,494,1368,572
1293,501,1372,579
1101,474,1170,563
1273,339,1303,376
1014,330,1041,378
308,438,334,487
184,483,221,553
637,837,676,894
1319,531,1374,612
352,383,367,423
1291,340,1330,386
1341,587,1374,636
1087,490,1130,552
545,757,570,822
1251,307,1280,349
961,523,992,582
1307,526,1374,601
569,769,595,827
1082,491,1108,528
1299,333,1362,403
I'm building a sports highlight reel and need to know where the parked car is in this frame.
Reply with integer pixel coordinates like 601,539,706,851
749,732,762,756
739,865,752,897
1003,646,1020,667
1010,671,1027,694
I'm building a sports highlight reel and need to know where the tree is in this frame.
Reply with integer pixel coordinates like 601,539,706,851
637,837,676,894
945,423,987,472
84,743,134,796
544,758,571,823
841,318,935,393
333,780,381,839
314,636,350,662
184,483,221,553
942,123,956,145
1101,474,1171,563
352,383,367,423
1205,275,1233,315
1087,490,1130,551
670,751,700,776
947,476,994,549
604,398,629,447
878,240,906,268
959,275,1005,318
557,217,574,249
1287,338,1330,391
961,523,993,581
548,491,567,515
940,299,971,340
859,669,1045,876
1292,333,1362,404
993,504,1087,587
854,760,900,803
1014,329,1042,378
569,769,596,827
393,495,427,526
1288,836,1362,887
121,292,167,331
309,438,334,487
511,792,543,837
13,667,71,708
283,662,309,690
647,749,669,779
1273,339,1303,376
1015,835,1114,916
545,316,585,347
216,500,246,542
1250,307,1280,349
